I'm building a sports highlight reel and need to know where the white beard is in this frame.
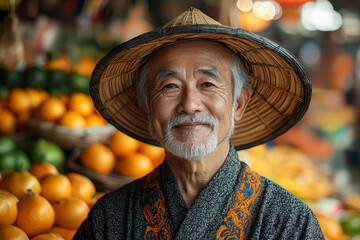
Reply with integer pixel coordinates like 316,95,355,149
162,109,235,161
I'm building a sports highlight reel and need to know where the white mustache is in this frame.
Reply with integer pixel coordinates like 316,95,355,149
166,114,216,131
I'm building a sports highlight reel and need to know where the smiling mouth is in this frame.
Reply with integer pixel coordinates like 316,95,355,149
174,122,208,130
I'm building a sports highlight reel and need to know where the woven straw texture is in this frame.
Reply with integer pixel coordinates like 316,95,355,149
90,7,311,150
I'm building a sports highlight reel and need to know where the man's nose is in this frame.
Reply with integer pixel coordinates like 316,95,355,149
176,87,203,114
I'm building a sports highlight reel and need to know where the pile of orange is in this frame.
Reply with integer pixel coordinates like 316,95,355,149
34,92,107,128
0,87,49,135
80,131,165,179
0,164,103,239
0,88,108,135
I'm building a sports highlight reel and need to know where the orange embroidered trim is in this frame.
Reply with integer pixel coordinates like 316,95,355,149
142,168,172,240
216,165,262,239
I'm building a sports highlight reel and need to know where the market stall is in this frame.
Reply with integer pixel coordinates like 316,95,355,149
0,0,359,239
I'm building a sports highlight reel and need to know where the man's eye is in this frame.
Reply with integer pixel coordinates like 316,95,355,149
163,84,177,89
202,82,215,87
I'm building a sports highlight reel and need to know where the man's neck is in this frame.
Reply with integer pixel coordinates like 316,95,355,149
165,141,230,208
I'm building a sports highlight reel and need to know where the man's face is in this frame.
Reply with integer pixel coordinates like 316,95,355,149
147,40,243,160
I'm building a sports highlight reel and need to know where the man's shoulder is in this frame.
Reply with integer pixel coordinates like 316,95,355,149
246,173,324,239
95,177,145,207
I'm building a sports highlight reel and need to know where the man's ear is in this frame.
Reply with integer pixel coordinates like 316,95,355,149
234,87,252,121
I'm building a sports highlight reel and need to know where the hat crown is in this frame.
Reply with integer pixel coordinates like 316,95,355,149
162,7,221,28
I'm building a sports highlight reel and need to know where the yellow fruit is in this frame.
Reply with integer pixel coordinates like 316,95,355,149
0,190,18,224
80,143,116,174
31,232,64,240
115,153,154,178
0,170,41,199
25,87,49,110
7,88,31,114
67,172,96,204
86,113,107,126
37,97,67,122
0,224,29,240
0,108,16,135
29,162,59,180
16,190,55,237
58,111,87,128
68,93,94,117
40,174,72,202
50,226,76,240
52,197,90,230
108,131,140,157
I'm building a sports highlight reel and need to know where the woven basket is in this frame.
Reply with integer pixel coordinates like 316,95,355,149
68,148,135,191
27,118,117,150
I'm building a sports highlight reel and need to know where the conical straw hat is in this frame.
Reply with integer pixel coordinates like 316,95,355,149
90,7,311,150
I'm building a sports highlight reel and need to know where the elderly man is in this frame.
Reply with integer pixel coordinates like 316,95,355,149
74,7,324,239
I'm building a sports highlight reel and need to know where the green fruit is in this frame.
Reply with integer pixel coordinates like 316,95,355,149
0,136,17,155
16,136,37,155
3,69,24,89
0,150,31,171
48,70,67,89
30,138,66,170
67,72,90,94
26,66,48,89
340,211,360,236
0,84,9,99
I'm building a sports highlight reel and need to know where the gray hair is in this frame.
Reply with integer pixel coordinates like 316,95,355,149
135,51,252,116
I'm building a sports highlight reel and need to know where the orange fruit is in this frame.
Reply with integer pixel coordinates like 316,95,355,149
32,232,64,240
25,87,49,110
0,224,29,240
40,174,72,202
0,190,18,224
67,172,96,204
7,88,31,114
115,153,154,178
88,192,105,209
45,54,71,73
16,189,55,237
72,57,96,78
108,131,140,157
138,142,165,168
0,108,16,135
29,163,59,180
80,143,116,174
37,97,67,122
0,170,41,199
85,113,107,126
52,197,90,230
68,93,94,117
50,226,76,240
57,111,87,128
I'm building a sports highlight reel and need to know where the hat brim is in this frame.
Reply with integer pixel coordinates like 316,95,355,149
90,24,311,150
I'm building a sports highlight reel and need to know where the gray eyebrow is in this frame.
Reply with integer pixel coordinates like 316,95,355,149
154,70,176,82
197,67,220,78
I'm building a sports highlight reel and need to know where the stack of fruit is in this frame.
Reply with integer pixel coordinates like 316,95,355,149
72,131,165,190
0,164,103,239
31,92,107,128
0,87,49,135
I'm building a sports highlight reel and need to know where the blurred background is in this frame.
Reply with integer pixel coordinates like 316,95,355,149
0,0,359,239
